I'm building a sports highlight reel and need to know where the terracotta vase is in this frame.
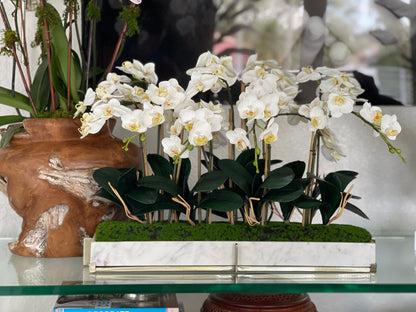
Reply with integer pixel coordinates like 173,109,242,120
0,118,140,257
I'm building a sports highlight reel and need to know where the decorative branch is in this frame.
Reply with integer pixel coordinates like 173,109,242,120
39,0,56,111
0,3,38,116
18,0,32,87
67,0,74,111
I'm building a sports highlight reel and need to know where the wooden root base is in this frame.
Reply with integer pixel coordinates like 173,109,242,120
201,293,317,312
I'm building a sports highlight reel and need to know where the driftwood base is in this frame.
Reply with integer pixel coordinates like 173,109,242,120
0,118,139,257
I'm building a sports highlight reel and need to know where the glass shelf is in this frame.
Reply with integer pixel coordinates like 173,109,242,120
1,236,416,296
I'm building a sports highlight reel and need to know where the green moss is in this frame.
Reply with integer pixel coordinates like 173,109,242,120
95,221,373,243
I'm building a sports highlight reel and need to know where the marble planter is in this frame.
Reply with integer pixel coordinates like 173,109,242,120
83,238,376,277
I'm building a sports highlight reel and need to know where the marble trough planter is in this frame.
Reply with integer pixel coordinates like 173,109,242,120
83,238,376,278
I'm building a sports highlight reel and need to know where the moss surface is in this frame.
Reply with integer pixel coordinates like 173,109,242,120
95,221,373,243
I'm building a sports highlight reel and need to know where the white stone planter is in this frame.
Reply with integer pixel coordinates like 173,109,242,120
83,238,376,278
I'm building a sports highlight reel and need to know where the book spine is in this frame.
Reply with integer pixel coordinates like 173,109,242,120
53,308,179,312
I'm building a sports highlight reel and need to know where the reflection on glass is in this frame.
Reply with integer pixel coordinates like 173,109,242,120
212,0,414,105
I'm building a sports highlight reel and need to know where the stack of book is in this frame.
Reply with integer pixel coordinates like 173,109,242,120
53,293,181,311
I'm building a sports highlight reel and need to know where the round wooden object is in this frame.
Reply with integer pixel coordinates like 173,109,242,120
201,293,317,312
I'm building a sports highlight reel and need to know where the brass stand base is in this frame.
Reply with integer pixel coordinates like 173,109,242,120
201,293,317,312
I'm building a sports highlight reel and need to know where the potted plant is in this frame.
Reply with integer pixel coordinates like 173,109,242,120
79,50,404,274
0,0,142,257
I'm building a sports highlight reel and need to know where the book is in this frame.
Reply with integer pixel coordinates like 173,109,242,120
52,294,180,312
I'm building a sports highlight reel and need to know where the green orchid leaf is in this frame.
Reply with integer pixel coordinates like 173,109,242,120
0,115,25,127
0,87,34,116
116,167,139,194
325,170,358,192
318,179,342,208
126,197,180,216
93,167,124,194
318,180,341,224
136,175,181,196
279,202,295,221
30,57,51,112
344,202,369,220
293,194,322,209
147,154,173,177
283,160,306,179
260,166,295,189
218,159,252,194
198,189,244,212
263,179,304,202
126,187,158,204
319,202,333,225
94,188,121,206
236,148,255,166
47,4,82,104
0,124,23,148
192,170,228,193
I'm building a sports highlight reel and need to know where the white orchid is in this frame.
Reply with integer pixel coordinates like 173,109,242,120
360,102,382,126
79,112,106,138
188,120,213,146
147,79,185,110
380,114,401,140
236,93,265,120
296,66,321,83
185,51,237,96
320,128,344,162
259,121,279,144
170,119,183,136
185,71,217,98
309,106,328,130
117,59,158,84
162,135,189,159
327,92,355,118
74,88,96,118
226,128,251,151
143,102,165,127
92,99,132,119
121,108,152,133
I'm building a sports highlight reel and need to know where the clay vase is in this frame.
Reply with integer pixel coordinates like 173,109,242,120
0,118,140,257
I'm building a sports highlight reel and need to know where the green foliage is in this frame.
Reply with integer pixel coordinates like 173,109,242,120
86,0,101,21
0,28,19,56
118,6,140,38
95,221,373,243
0,124,23,148
93,150,368,226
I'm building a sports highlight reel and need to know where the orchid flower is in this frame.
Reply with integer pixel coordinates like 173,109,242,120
226,128,251,151
162,135,189,159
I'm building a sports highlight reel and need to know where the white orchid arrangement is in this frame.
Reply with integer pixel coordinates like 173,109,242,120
77,51,403,227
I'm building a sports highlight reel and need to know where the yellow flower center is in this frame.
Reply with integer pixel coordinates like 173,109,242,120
214,65,225,76
152,113,163,125
127,122,141,132
195,136,208,146
387,129,398,137
237,140,246,150
311,118,319,128
334,96,345,106
103,107,113,117
169,148,179,156
256,68,266,78
264,133,276,144
373,111,382,124
158,87,168,97
246,109,257,118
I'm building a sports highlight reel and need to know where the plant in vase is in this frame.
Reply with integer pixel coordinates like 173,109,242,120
78,50,403,253
0,0,142,257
